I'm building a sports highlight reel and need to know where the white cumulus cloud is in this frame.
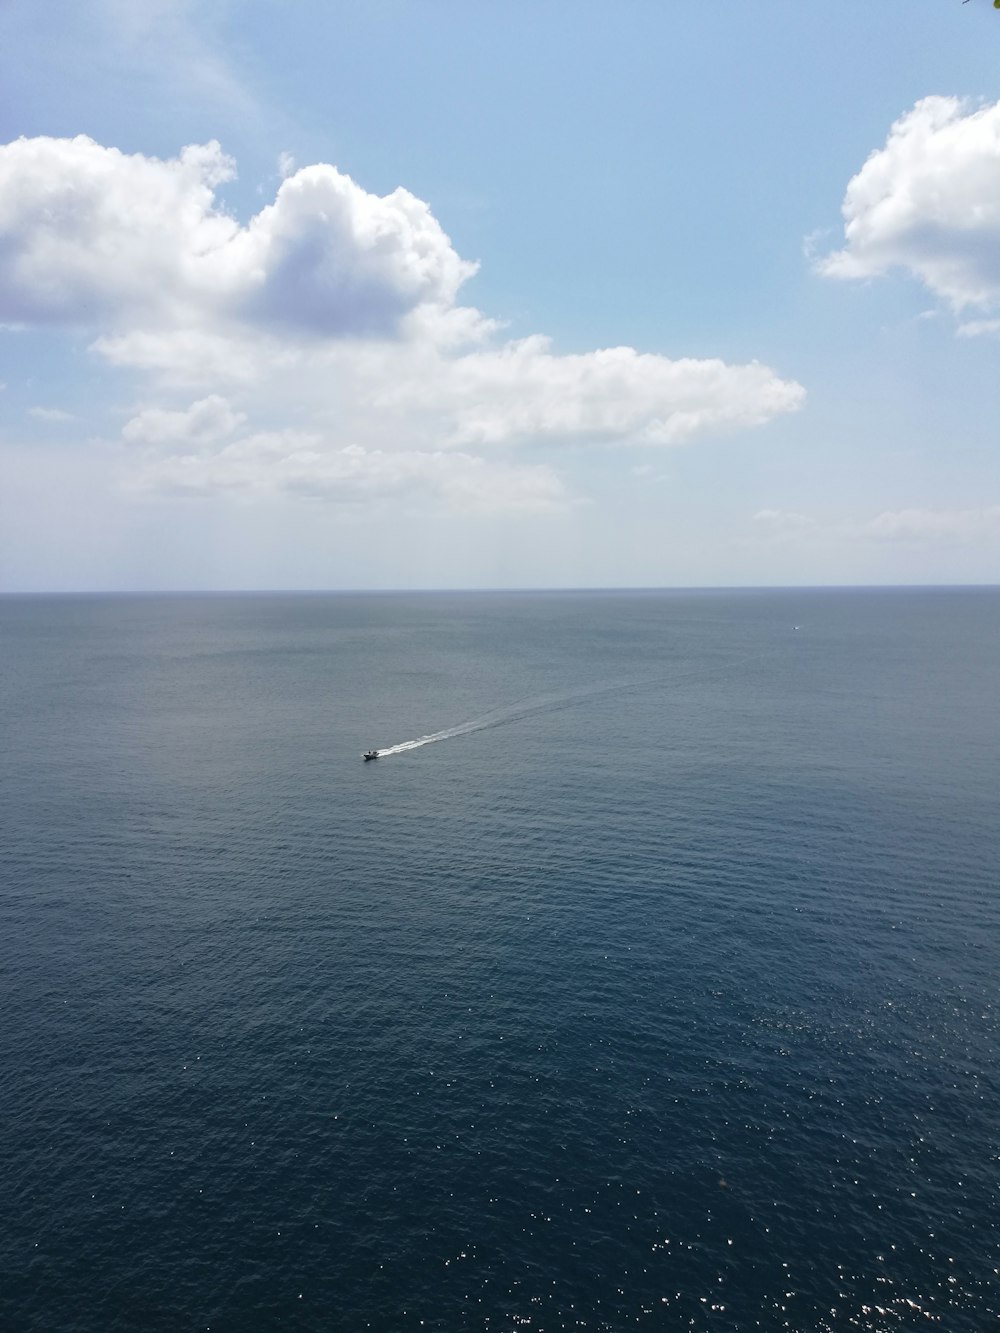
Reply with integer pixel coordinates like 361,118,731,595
0,136,238,327
233,163,478,337
820,96,1000,312
0,135,476,338
122,395,245,448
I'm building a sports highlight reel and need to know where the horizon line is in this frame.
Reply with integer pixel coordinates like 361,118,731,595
1,582,998,598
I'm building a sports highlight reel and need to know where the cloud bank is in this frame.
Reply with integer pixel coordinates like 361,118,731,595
130,432,569,513
820,96,1000,316
0,134,805,508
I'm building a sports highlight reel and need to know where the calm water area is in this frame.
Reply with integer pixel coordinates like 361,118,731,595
2,588,998,1330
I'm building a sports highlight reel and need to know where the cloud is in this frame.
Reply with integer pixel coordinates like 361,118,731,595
235,163,478,337
750,508,818,545
752,508,815,529
749,505,1000,548
956,317,1000,338
97,0,263,127
0,136,238,328
386,338,805,448
117,332,801,455
122,395,244,448
819,96,1000,312
863,506,1000,542
28,406,75,423
93,327,265,383
129,429,570,513
0,133,805,509
0,135,476,338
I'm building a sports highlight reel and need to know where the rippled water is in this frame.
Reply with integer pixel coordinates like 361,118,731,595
2,589,998,1331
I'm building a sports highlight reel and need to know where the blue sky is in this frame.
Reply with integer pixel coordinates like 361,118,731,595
1,0,999,589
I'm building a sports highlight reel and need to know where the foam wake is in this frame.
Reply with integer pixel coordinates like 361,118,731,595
370,648,778,759
376,724,477,757
372,680,640,758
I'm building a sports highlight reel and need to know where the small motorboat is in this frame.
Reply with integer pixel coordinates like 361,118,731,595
363,749,380,761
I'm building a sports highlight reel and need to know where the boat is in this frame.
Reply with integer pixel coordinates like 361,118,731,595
363,749,380,761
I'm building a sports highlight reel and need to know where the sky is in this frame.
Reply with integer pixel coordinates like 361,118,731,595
1,0,999,591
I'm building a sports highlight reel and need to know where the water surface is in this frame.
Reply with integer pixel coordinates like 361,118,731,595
2,589,998,1330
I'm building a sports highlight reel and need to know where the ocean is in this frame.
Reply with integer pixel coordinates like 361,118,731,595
2,588,998,1331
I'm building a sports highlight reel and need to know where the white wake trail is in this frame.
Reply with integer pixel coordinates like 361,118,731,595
376,724,473,757
371,679,649,759
369,648,781,760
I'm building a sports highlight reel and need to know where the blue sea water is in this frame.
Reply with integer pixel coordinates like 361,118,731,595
1,588,998,1332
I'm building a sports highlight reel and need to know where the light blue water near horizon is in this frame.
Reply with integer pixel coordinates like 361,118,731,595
2,588,998,1331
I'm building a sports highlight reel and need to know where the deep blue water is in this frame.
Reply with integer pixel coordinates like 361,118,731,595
2,588,998,1331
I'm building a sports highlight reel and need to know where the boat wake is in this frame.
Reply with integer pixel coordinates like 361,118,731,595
370,648,779,760
372,679,643,758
